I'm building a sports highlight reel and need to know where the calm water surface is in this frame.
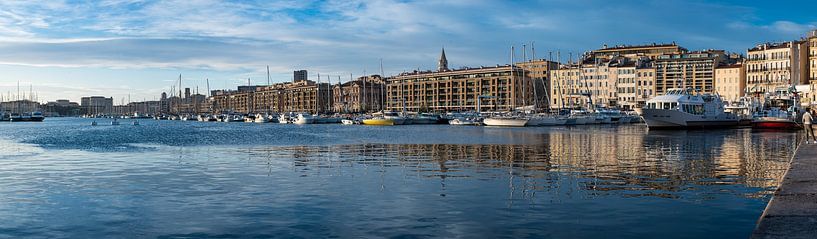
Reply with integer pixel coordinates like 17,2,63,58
0,118,799,238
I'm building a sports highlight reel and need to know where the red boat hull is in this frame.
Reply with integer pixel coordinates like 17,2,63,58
752,121,801,130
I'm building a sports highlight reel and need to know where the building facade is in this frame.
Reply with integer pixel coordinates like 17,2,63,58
635,67,657,108
550,57,655,110
715,64,746,103
43,99,80,117
654,50,725,95
332,75,385,113
745,41,808,94
516,59,559,110
211,80,332,114
0,100,41,114
807,30,817,83
80,96,113,115
386,65,533,112
294,70,308,82
549,65,584,109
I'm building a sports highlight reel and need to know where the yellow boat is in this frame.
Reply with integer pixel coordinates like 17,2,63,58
362,118,394,126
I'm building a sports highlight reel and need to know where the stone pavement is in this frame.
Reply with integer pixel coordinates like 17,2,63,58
752,141,817,239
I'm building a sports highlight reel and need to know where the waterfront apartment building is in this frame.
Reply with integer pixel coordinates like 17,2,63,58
332,75,385,113
549,65,583,109
42,99,80,117
516,59,559,110
580,59,617,108
613,63,638,109
385,65,534,112
211,87,256,113
549,57,656,110
165,88,207,114
654,50,726,95
211,80,332,114
745,41,808,94
0,100,41,114
592,43,687,61
807,30,817,82
635,67,657,107
80,96,113,115
715,64,746,103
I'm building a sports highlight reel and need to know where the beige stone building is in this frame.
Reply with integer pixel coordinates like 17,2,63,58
614,64,637,109
714,64,746,103
516,59,559,110
385,50,536,113
582,60,617,108
654,50,726,95
385,65,533,112
635,67,657,107
549,59,619,110
550,57,656,110
549,65,584,109
332,75,385,113
745,41,808,94
211,80,332,114
808,30,817,83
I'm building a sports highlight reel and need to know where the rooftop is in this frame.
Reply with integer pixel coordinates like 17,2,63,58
594,42,682,52
748,41,803,51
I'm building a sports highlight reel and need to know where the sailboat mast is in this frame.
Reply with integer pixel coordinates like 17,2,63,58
510,45,515,111
524,44,535,111
380,59,385,111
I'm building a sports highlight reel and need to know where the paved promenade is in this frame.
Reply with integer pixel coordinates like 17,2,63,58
752,141,817,238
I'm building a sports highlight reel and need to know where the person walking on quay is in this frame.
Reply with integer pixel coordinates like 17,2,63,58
804,108,816,144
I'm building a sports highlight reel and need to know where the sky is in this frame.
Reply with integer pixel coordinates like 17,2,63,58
0,0,816,103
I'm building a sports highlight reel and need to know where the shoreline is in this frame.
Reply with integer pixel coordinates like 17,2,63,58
752,140,817,238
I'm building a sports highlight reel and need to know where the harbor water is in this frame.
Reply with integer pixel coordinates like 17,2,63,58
0,118,799,238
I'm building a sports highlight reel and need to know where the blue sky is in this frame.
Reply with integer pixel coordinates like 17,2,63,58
0,0,815,103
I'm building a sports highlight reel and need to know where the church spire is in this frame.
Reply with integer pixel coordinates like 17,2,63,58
437,47,449,71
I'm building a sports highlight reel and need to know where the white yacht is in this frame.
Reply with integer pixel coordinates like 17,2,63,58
567,110,592,125
527,114,566,126
483,116,528,127
254,113,270,123
642,88,739,129
294,113,315,124
382,111,407,125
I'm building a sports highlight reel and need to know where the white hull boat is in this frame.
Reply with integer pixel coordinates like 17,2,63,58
527,116,566,126
483,117,528,127
294,114,315,124
642,88,739,129
449,118,481,126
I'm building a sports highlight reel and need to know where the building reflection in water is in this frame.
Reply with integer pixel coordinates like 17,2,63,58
236,127,796,200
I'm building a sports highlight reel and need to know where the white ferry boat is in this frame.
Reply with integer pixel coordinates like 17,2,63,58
641,88,738,129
